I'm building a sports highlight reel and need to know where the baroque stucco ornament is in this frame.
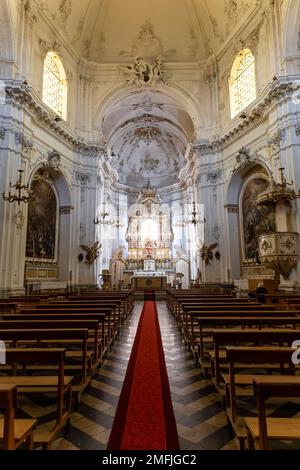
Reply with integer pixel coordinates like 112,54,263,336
80,242,102,265
119,57,167,87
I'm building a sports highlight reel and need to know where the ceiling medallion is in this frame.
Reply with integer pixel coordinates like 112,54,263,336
134,127,161,145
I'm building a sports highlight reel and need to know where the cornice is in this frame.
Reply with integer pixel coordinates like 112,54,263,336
3,76,300,194
193,76,299,152
4,81,105,156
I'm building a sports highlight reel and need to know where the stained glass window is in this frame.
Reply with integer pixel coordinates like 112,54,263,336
230,49,256,118
42,52,67,119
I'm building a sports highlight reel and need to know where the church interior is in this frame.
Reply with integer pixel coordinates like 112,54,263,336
1,0,300,452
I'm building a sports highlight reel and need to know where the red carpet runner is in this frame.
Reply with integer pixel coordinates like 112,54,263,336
107,298,179,450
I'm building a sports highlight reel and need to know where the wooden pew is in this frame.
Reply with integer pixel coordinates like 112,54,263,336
244,377,300,450
196,316,300,375
178,302,274,329
0,384,37,450
67,291,134,318
171,296,237,319
0,303,18,315
48,300,125,331
2,311,111,363
0,329,90,402
181,305,281,348
0,348,72,449
0,319,99,368
17,307,115,346
224,346,296,447
2,313,109,360
166,289,232,314
210,329,300,392
42,300,122,325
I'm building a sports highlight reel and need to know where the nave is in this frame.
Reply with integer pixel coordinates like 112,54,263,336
2,289,300,451
10,301,236,451
57,301,237,450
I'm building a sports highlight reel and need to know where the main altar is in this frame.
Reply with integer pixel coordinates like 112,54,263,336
125,181,175,290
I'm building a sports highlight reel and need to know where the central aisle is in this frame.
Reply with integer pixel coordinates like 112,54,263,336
52,301,236,450
107,299,179,450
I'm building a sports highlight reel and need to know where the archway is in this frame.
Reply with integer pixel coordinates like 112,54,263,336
226,162,272,281
25,166,72,289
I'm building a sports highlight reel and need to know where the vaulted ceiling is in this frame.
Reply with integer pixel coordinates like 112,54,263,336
35,0,260,62
33,0,261,191
103,90,194,188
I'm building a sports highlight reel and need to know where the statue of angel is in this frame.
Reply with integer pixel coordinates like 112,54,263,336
149,57,166,85
200,243,218,265
119,63,139,86
119,57,150,86
81,241,102,265
112,246,126,262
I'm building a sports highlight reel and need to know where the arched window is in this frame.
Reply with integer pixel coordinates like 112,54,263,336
229,49,256,118
42,51,67,119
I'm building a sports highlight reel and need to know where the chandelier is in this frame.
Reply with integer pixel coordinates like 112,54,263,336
188,202,206,226
2,169,32,206
256,167,300,205
93,203,114,225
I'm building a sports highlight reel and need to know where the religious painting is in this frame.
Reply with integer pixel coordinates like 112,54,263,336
25,178,57,260
242,177,276,260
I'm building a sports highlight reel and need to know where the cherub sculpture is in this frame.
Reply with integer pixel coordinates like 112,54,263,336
200,243,218,265
81,242,102,265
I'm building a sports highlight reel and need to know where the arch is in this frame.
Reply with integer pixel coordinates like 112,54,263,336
94,82,202,139
239,173,276,261
26,175,58,261
229,49,256,119
42,51,68,120
226,161,271,280
28,164,72,207
26,166,72,284
226,159,271,206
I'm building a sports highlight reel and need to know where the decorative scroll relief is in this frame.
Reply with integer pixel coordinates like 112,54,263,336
47,150,61,172
119,18,176,59
119,57,167,87
75,172,90,186
15,132,33,154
